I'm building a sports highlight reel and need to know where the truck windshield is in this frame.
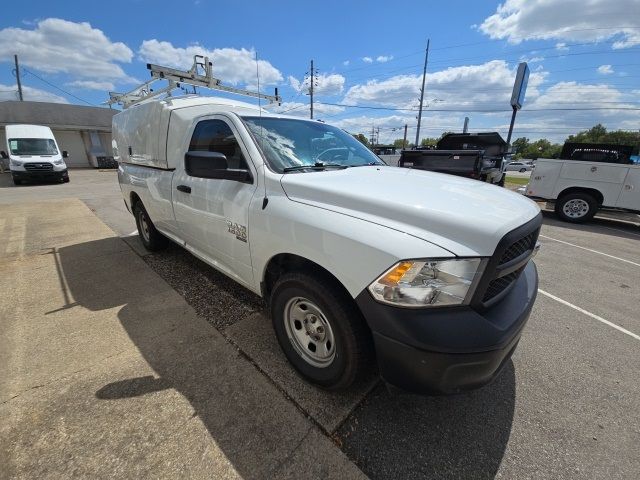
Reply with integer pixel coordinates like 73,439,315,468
242,117,384,172
8,138,58,156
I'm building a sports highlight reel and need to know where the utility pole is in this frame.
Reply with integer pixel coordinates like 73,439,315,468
414,39,430,147
14,54,23,101
403,124,408,149
309,59,314,119
376,127,380,146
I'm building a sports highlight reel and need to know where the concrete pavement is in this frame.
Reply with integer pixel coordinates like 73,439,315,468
0,199,365,479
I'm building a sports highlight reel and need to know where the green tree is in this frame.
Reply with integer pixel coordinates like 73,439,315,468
566,124,640,147
521,139,562,159
393,138,407,148
512,137,530,155
420,137,438,147
352,133,369,146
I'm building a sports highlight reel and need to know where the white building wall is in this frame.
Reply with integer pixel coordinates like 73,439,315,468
52,130,90,167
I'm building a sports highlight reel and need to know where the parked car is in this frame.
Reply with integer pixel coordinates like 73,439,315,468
114,95,542,394
398,132,507,186
1,124,69,185
526,143,639,223
505,161,533,172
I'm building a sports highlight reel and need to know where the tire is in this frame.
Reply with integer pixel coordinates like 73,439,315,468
497,174,506,187
133,201,167,251
12,177,21,185
270,271,372,390
555,192,598,223
519,168,526,173
62,173,70,183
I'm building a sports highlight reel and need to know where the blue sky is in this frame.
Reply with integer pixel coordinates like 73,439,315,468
1,0,639,142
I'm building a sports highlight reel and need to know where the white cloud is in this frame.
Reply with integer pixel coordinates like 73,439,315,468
0,83,68,103
138,40,283,86
529,81,623,108
555,42,568,51
597,65,614,75
362,57,373,63
504,81,640,141
0,18,133,80
342,60,350,66
343,60,546,110
479,0,640,48
288,73,345,96
520,56,543,63
376,55,393,63
67,80,115,91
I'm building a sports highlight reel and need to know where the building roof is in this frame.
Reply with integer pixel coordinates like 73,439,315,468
0,101,117,131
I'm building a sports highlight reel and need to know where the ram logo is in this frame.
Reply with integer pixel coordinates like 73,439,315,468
226,221,247,242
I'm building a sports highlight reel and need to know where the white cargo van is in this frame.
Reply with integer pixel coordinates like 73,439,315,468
114,95,542,394
526,158,640,223
2,124,69,185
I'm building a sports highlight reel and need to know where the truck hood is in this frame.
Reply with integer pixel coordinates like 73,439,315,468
280,166,540,257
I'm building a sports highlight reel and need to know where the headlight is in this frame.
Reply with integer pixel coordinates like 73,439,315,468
368,258,486,308
53,159,64,165
10,159,22,167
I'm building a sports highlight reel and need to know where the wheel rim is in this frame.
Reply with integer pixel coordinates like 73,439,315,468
138,210,151,242
562,198,589,218
283,296,336,368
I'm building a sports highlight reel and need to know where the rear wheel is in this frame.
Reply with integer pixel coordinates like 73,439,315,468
519,168,526,173
133,201,167,251
271,272,372,390
555,192,598,223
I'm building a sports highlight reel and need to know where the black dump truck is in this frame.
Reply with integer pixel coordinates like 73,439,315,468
398,132,508,186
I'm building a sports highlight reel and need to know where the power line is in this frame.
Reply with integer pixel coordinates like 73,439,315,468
21,68,94,105
317,101,640,112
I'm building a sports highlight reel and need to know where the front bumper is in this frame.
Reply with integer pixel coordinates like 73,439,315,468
356,261,538,394
12,168,68,181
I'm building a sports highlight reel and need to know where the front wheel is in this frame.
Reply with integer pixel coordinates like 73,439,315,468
270,272,372,390
519,168,527,173
12,177,21,185
555,192,598,223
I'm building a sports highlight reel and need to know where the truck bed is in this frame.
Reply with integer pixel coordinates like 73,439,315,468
399,149,482,175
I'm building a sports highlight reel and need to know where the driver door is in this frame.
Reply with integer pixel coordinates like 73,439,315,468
172,116,257,288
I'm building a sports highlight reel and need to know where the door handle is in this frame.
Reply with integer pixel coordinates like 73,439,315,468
176,185,191,194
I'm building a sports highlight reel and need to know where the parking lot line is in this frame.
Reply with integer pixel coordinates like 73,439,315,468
538,289,640,342
539,234,640,267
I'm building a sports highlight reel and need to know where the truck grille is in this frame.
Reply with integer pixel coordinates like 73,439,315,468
24,162,53,171
475,215,542,307
482,267,527,302
498,231,537,266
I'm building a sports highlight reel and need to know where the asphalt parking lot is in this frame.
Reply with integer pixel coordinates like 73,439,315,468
2,169,639,479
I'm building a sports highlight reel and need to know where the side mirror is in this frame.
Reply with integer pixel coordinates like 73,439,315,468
185,151,251,183
62,151,69,158
0,151,7,159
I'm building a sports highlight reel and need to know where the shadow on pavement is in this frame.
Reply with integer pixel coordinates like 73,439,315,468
56,237,329,478
338,363,516,480
541,210,640,240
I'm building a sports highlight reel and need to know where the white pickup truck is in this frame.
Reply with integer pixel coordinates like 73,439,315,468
526,157,640,223
114,95,542,394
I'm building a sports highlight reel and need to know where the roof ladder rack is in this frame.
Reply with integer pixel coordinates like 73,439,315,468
107,55,281,108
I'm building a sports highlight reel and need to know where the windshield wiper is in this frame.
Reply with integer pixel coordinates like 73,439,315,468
283,162,349,172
